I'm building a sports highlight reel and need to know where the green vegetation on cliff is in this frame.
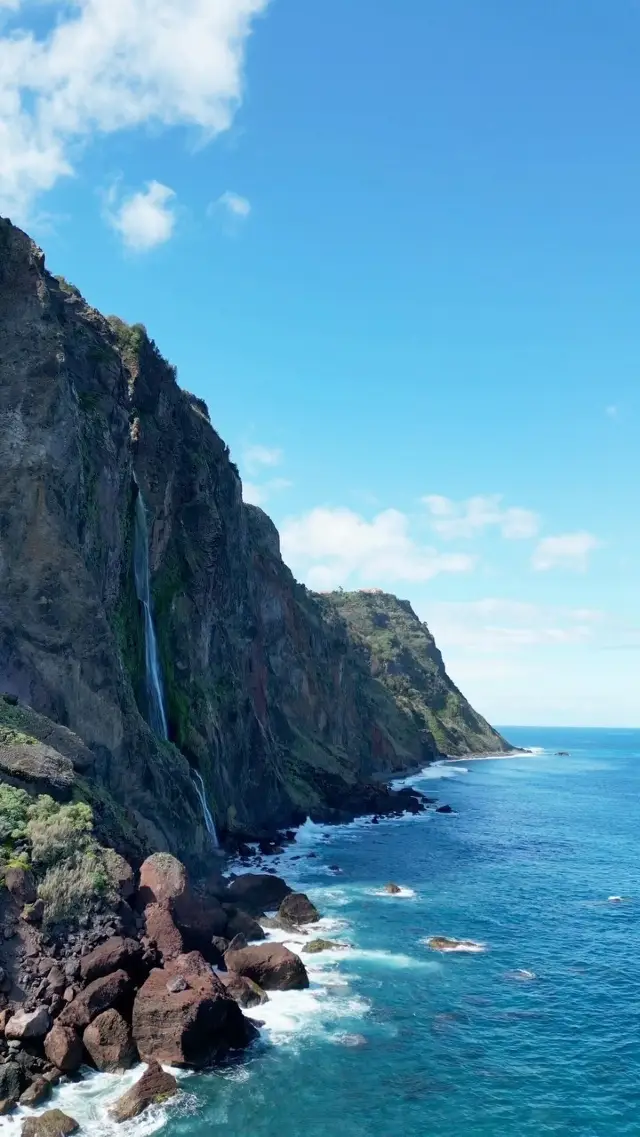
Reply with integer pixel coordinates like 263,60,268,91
318,591,512,757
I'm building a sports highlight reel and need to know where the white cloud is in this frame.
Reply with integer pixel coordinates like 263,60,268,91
242,477,291,508
213,190,251,218
281,507,476,591
423,494,540,541
0,0,269,220
243,445,283,473
107,181,176,251
532,532,600,573
425,599,604,654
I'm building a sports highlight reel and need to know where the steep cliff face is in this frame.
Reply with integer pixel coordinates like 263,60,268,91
0,219,509,858
318,591,512,756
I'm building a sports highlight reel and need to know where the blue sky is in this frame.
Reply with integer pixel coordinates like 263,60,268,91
1,0,638,726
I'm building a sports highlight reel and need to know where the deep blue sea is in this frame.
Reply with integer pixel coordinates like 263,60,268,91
14,728,640,1137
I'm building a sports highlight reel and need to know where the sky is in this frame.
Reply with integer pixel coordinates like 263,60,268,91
1,0,638,727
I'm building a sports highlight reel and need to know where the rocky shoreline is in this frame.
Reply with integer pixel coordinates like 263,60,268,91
0,778,435,1131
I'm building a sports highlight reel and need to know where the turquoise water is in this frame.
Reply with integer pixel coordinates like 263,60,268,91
172,728,640,1137
18,729,639,1137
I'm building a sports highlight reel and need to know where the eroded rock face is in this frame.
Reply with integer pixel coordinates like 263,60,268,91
224,943,309,991
109,1061,177,1123
83,1009,138,1072
131,952,256,1067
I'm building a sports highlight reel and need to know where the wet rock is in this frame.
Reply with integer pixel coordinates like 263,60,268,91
44,1024,83,1073
80,937,144,985
144,904,184,962
218,973,269,1009
19,1077,51,1107
0,1098,16,1115
132,951,257,1067
277,893,320,925
224,874,291,916
6,1008,51,1040
5,868,37,906
109,1060,178,1123
21,1109,79,1137
224,943,309,991
0,1060,23,1101
426,937,485,953
436,805,454,814
222,906,265,942
383,883,402,895
302,939,347,954
83,1009,138,1072
58,969,132,1031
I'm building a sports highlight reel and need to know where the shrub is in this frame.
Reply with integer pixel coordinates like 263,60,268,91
0,784,30,845
38,847,120,928
26,797,93,867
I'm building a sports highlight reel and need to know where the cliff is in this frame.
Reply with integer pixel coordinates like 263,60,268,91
319,591,511,756
0,218,511,862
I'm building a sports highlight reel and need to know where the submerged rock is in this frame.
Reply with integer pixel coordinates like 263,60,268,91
426,937,485,953
383,883,402,895
302,939,347,954
224,943,309,991
109,1061,178,1123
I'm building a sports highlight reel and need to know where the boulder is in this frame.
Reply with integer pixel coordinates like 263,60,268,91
224,943,309,991
144,904,184,961
83,1009,138,1072
224,874,291,916
138,853,187,909
109,854,135,900
5,867,37,905
383,883,402,894
80,937,144,984
302,939,347,954
58,969,132,1031
109,1061,177,1123
6,1007,51,1040
219,973,269,1010
19,1078,51,1107
223,906,265,942
227,933,248,952
132,952,256,1067
44,1025,83,1074
21,1110,79,1137
138,854,226,945
0,1060,23,1102
277,892,320,926
436,805,454,814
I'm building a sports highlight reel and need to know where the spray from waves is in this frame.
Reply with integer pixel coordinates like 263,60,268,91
368,886,416,899
3,1064,196,1137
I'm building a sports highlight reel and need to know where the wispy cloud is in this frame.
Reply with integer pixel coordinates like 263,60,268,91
426,599,604,653
212,190,252,219
242,477,291,507
423,494,540,541
243,444,283,473
106,181,176,252
0,0,269,221
532,532,600,573
281,507,476,591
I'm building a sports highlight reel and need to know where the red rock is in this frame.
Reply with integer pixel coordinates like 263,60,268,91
138,855,226,947
44,1024,83,1073
83,1010,138,1072
132,951,256,1067
219,972,269,1009
58,970,132,1031
109,1061,177,1123
5,867,37,905
144,904,184,962
224,943,309,991
80,937,144,984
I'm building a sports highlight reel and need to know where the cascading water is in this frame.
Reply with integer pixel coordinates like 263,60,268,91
192,770,220,848
133,481,168,740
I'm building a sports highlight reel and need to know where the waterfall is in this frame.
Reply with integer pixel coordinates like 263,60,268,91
192,770,220,848
133,481,168,740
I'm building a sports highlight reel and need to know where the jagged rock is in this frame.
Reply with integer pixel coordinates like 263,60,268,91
144,904,184,962
0,1060,23,1101
132,951,256,1067
6,1008,51,1040
46,967,66,994
277,893,320,925
19,1078,51,1107
83,1009,138,1072
80,936,144,984
224,943,309,991
5,868,37,905
109,1061,177,1123
58,969,132,1030
227,933,248,952
224,874,291,916
21,1109,79,1137
219,972,269,1009
44,1024,83,1073
222,906,265,942
302,939,347,954
211,936,229,958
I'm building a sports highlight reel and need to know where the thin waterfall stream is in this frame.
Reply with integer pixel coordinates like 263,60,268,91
133,477,219,847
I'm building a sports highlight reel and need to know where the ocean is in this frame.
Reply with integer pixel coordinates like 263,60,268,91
10,727,640,1137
